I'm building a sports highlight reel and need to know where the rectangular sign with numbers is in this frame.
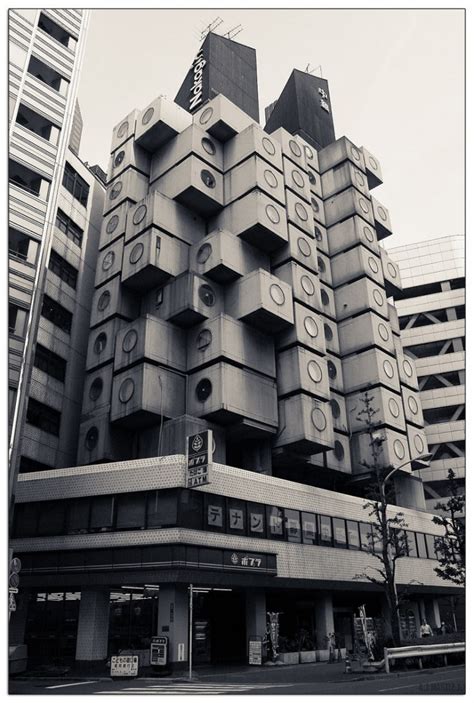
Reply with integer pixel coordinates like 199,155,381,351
186,430,212,488
110,655,138,677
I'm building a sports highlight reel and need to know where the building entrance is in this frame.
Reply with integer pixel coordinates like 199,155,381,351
193,589,246,665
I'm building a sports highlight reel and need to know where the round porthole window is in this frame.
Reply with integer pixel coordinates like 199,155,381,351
403,359,413,377
308,170,317,186
414,434,425,453
201,170,216,189
289,139,302,158
321,289,330,306
408,396,419,414
102,251,115,271
304,316,319,338
307,360,323,383
368,257,379,273
199,107,213,125
270,283,285,306
387,262,398,279
292,170,305,188
304,145,314,161
122,329,138,353
393,439,406,460
355,171,365,187
97,290,111,311
301,275,315,296
327,360,337,379
197,328,212,350
311,407,327,431
142,107,154,125
129,242,144,264
297,236,312,257
373,288,384,307
114,150,125,167
330,399,341,419
262,137,276,155
119,378,135,403
197,243,212,264
351,146,361,161
85,426,99,450
117,121,129,139
334,440,345,461
377,206,388,221
199,284,215,307
93,332,107,354
369,156,378,170
359,198,370,214
110,181,123,200
314,226,323,242
295,202,309,221
201,137,216,155
195,378,212,402
311,197,320,213
89,377,103,401
378,323,390,341
265,203,280,224
324,323,333,341
106,215,119,234
133,204,147,225
389,398,400,417
383,359,395,378
317,256,326,273
264,169,278,188
363,226,375,242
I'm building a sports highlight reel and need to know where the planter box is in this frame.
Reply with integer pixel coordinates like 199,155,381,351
299,650,316,664
279,652,300,665
317,649,329,662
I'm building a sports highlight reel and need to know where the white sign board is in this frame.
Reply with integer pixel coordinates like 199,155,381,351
186,430,212,488
110,655,138,677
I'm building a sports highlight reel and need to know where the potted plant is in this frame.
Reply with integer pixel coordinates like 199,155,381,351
278,636,300,665
297,628,316,663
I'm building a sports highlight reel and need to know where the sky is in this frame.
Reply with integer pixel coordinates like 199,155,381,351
76,8,465,249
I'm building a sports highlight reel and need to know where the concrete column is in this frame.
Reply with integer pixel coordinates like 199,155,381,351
393,474,426,510
157,585,189,666
425,598,441,629
75,590,110,661
245,590,266,656
314,594,334,650
242,439,272,475
9,589,29,645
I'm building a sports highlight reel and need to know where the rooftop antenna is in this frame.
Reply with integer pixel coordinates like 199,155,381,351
224,24,244,40
200,17,223,41
305,64,323,77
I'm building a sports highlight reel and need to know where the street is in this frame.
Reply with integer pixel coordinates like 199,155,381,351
9,663,465,695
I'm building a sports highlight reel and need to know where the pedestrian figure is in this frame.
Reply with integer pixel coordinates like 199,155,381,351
420,619,433,638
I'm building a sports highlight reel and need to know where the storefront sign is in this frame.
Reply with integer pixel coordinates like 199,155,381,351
189,51,206,111
248,637,263,665
110,655,139,677
186,431,212,488
150,636,168,666
224,550,268,571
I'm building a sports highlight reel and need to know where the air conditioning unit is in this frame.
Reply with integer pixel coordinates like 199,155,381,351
99,201,130,251
325,351,344,392
150,124,224,183
387,302,401,336
114,314,187,374
334,277,388,321
81,363,114,418
271,223,318,270
342,347,401,394
225,268,294,333
103,168,149,217
318,136,366,174
310,193,326,227
187,313,276,377
338,311,395,357
396,353,419,391
107,137,150,183
350,428,410,476
406,423,429,461
331,245,384,289
401,386,424,427
321,162,369,199
360,146,383,189
110,108,140,153
314,222,329,254
86,318,125,371
89,275,139,328
274,394,335,454
285,190,314,236
151,155,223,216
273,261,321,312
187,362,278,430
224,155,285,206
95,237,124,287
327,215,379,257
277,346,330,400
135,96,191,151
268,127,307,170
346,386,406,434
125,191,205,247
121,227,188,291
371,195,392,240
190,228,267,283
77,413,133,465
211,190,288,252
282,156,311,203
193,94,254,142
159,272,223,328
158,414,226,464
380,247,402,295
224,123,283,172
111,363,186,427
277,302,327,356
324,187,374,229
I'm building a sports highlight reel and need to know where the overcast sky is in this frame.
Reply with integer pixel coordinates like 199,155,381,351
77,8,464,248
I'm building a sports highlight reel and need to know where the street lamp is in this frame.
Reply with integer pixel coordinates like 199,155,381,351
379,452,433,498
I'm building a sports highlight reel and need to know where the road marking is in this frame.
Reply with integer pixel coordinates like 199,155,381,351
47,681,96,689
379,675,463,692
95,682,288,695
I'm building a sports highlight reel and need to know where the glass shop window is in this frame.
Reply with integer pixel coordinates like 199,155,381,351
333,517,347,548
89,495,115,532
425,533,437,560
346,520,361,550
248,502,266,538
13,502,39,537
284,508,301,543
147,489,178,528
178,489,203,530
266,505,285,540
116,493,147,530
204,494,226,533
416,532,428,559
405,530,418,557
359,522,373,552
301,511,317,545
36,500,66,536
227,498,247,536
318,515,333,547
66,498,90,534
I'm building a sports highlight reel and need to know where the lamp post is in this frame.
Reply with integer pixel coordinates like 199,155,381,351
379,452,433,500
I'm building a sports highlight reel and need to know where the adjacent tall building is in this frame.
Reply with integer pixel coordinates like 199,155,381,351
9,30,461,671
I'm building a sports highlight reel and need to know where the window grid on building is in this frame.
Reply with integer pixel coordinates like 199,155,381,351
49,249,78,289
55,209,83,248
26,398,61,436
62,162,89,207
33,343,67,382
41,294,72,333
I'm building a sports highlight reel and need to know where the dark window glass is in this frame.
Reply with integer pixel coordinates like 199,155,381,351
13,502,39,537
66,499,90,534
346,520,360,550
284,509,301,543
38,12,72,47
425,533,437,560
34,343,67,382
41,294,72,333
333,517,347,548
37,501,65,536
26,398,61,435
89,496,114,532
49,250,78,289
19,456,53,473
359,522,373,552
318,515,333,546
227,498,247,535
248,502,266,537
372,527,383,553
146,489,178,528
55,209,83,247
266,506,285,540
116,493,146,530
62,162,89,207
301,512,317,545
9,304,27,336
416,532,428,559
9,227,37,263
204,494,225,532
405,530,418,557
178,489,203,530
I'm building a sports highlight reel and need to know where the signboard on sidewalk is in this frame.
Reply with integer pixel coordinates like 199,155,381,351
186,430,212,488
248,638,263,665
150,636,168,666
110,655,139,677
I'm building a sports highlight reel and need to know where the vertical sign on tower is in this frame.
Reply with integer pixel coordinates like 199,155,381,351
186,430,212,488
